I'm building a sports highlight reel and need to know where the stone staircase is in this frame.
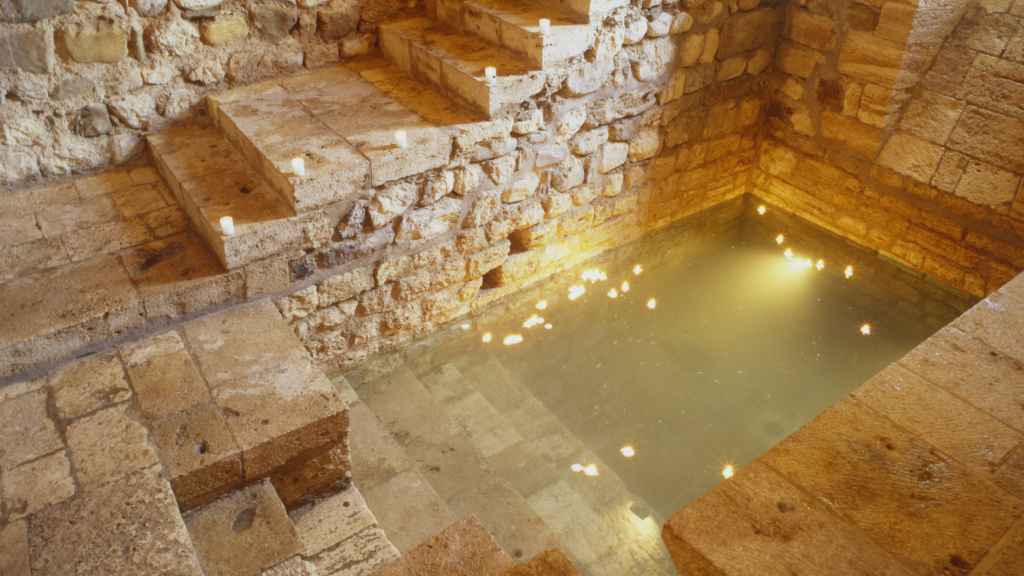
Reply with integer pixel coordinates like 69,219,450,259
145,0,619,272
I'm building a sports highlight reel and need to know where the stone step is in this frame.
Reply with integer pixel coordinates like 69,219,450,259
371,517,515,576
148,122,302,270
208,65,461,193
379,17,547,117
551,0,627,21
434,0,593,68
503,550,581,576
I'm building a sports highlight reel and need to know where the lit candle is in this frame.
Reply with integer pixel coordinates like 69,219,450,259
394,130,408,149
756,204,767,215
722,464,735,479
538,18,551,35
620,445,636,458
219,216,235,236
484,66,497,85
775,233,785,245
290,157,306,177
646,298,657,310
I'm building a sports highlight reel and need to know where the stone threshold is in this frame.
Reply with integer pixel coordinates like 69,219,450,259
663,270,1024,575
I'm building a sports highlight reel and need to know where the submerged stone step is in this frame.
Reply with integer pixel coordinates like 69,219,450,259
148,122,303,270
435,0,593,68
380,17,546,117
371,516,515,576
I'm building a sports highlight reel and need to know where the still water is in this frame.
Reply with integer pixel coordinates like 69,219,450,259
352,198,975,575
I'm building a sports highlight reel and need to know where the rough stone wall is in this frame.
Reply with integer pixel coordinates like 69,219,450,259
757,0,1024,296
0,0,391,186
270,1,783,369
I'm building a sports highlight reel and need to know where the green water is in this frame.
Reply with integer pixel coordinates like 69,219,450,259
355,197,974,575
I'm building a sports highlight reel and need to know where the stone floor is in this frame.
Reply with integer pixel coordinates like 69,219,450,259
664,270,1024,575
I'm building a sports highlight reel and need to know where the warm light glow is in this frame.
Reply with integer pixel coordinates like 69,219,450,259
535,299,548,310
219,216,236,237
503,334,524,346
582,268,607,283
621,280,630,293
568,285,586,300
722,465,735,479
460,322,471,331
523,314,545,329
570,463,584,473
290,157,306,177
620,445,636,458
815,259,825,271
775,233,785,245
756,204,767,216
783,248,795,260
632,264,643,275
583,464,599,477
646,298,657,310
394,130,408,149
481,332,493,343
607,288,619,299
544,323,553,330
860,323,872,336
844,265,855,279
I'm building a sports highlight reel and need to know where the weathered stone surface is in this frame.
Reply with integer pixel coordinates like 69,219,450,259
664,459,914,576
719,7,780,58
290,485,377,556
201,13,250,45
186,480,301,576
374,517,513,576
0,389,63,469
252,1,300,40
955,160,1021,205
0,27,54,73
121,331,211,419
50,352,133,421
318,0,361,40
62,20,129,64
29,466,204,576
66,403,160,487
2,450,76,520
505,550,581,575
877,132,944,182
262,557,319,576
0,0,72,22
948,106,1024,173
0,521,30,576
762,399,1024,574
271,443,351,508
898,90,964,144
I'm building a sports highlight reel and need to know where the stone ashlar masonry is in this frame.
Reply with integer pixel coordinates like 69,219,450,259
757,0,1024,297
0,0,387,185
0,0,779,381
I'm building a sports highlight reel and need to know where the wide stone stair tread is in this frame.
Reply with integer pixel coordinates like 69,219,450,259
453,0,593,67
370,517,515,576
380,16,546,117
502,550,581,575
148,122,301,270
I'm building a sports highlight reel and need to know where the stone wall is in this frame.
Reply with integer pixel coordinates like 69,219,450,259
757,0,1024,296
270,2,783,369
0,0,387,185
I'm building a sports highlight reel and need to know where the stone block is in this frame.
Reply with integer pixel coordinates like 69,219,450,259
374,517,513,576
185,480,301,576
121,331,210,420
853,364,1023,475
947,106,1024,173
0,521,29,576
262,557,319,576
290,485,377,556
271,443,351,509
29,466,204,576
898,90,965,144
820,112,883,159
0,26,54,73
877,132,944,182
66,403,160,487
664,459,914,576
719,7,781,58
149,402,244,510
308,525,400,575
951,287,1024,363
776,42,821,78
506,550,581,575
0,0,72,22
787,7,835,50
62,20,129,64
251,1,299,41
49,351,133,421
954,160,1021,205
363,469,455,553
2,450,76,520
961,54,1024,123
762,399,1024,574
202,12,250,46
0,389,63,469
838,31,911,87
318,1,361,41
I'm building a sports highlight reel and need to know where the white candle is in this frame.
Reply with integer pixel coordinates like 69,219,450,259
538,18,551,35
290,157,306,177
394,129,408,149
484,66,497,85
219,216,235,236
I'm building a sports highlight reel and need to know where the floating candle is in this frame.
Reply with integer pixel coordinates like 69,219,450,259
219,216,235,236
290,157,305,177
394,130,408,149
484,66,497,84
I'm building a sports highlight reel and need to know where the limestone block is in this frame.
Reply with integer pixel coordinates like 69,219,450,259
820,112,883,159
947,106,1024,173
397,197,463,243
150,16,200,56
176,0,223,9
2,450,76,520
0,521,29,575
67,403,160,487
49,352,133,421
899,90,965,144
628,128,660,161
679,33,704,66
186,481,301,576
484,155,517,186
291,486,377,556
718,7,781,58
551,155,584,192
571,126,609,155
0,0,72,22
252,0,300,40
319,267,375,307
29,466,204,576
0,389,63,469
599,142,629,173
132,0,168,17
776,42,822,78
63,20,129,64
875,2,916,44
647,12,673,37
0,27,55,73
624,15,648,44
369,181,418,228
309,526,399,575
931,150,968,192
787,7,836,50
717,55,746,81
504,172,541,203
262,557,319,576
838,31,910,87
961,54,1024,122
671,11,695,34
278,286,320,321
201,12,249,46
121,331,211,419
272,443,351,508
955,160,1021,205
877,132,943,182
318,0,361,41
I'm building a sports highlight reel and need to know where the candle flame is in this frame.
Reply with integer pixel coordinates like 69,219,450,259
568,285,586,300
775,233,785,245
646,298,657,310
722,465,735,479
503,334,524,346
844,265,854,279
481,332,493,343
621,445,636,458
860,323,872,336
757,205,767,215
